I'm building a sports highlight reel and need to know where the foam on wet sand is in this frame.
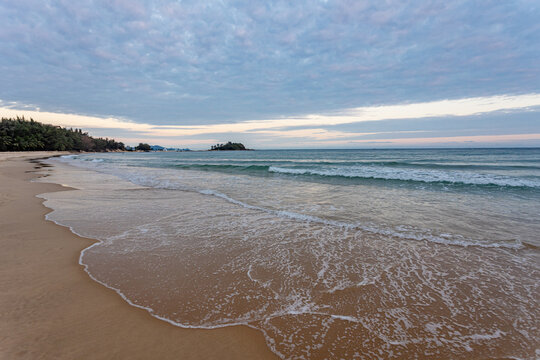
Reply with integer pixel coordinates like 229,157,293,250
0,152,276,360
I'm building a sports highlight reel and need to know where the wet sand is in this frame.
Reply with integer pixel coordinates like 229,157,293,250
0,152,276,360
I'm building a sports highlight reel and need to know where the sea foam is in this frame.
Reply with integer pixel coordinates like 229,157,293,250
268,165,540,188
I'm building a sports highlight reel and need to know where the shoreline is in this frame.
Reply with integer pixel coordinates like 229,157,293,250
0,152,276,359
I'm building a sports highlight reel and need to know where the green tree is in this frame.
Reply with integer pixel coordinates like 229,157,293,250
209,141,247,151
0,117,126,152
135,143,151,151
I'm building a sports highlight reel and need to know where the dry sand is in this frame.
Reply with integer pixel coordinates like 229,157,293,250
0,152,277,359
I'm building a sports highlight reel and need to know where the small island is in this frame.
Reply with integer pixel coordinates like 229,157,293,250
210,141,250,151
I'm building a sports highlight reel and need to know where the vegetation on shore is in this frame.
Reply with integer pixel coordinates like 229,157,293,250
210,141,248,150
0,117,125,152
0,117,248,153
135,143,151,151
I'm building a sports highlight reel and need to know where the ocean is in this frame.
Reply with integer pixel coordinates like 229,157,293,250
41,148,539,359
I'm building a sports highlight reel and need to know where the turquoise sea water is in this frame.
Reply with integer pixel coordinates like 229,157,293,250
42,148,539,359
65,148,540,247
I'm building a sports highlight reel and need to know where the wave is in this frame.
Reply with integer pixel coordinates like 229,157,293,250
60,154,78,159
198,189,523,250
173,160,540,171
54,155,533,248
151,163,540,189
173,163,270,172
61,154,540,189
268,166,540,188
158,162,540,189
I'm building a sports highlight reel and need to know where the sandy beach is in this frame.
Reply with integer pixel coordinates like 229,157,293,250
0,152,276,360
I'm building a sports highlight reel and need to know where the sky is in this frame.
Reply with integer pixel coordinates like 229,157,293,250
0,0,539,149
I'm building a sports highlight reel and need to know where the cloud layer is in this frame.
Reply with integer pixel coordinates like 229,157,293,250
1,1,540,123
2,94,539,148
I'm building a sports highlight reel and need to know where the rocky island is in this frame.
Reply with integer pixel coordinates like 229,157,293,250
210,142,250,150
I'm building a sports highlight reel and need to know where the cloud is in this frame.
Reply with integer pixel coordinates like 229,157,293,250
2,93,539,148
345,133,540,147
0,0,539,125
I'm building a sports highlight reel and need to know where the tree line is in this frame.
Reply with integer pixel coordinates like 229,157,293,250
0,117,125,152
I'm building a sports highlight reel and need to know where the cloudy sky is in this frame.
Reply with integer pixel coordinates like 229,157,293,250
0,0,539,148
